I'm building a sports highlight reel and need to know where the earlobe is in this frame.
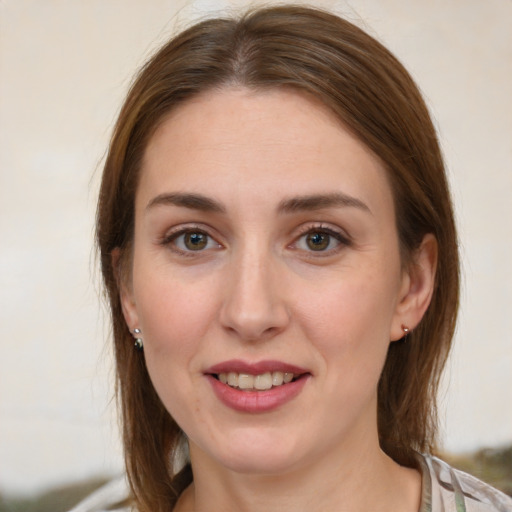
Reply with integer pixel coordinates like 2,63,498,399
112,248,139,330
391,234,438,341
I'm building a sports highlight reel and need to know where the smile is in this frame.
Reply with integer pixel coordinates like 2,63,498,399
216,371,297,391
205,360,310,413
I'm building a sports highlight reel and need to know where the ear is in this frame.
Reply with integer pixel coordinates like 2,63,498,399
390,234,438,341
112,248,139,331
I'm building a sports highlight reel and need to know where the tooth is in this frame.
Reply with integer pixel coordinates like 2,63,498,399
238,373,254,390
272,371,284,386
220,370,298,390
254,372,272,390
283,372,294,383
227,372,238,387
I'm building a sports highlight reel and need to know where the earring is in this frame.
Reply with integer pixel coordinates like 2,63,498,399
401,324,410,342
133,328,143,352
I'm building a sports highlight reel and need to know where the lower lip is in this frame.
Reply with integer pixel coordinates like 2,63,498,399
206,374,310,413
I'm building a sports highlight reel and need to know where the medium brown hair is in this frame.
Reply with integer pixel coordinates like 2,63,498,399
97,5,459,511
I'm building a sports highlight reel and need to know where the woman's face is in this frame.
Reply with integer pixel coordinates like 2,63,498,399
121,87,417,474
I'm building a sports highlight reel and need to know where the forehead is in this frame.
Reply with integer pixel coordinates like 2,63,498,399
139,87,393,215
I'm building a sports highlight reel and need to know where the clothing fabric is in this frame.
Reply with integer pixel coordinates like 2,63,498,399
68,454,512,512
417,455,512,512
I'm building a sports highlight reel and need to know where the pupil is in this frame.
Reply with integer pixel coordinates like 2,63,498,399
185,232,207,250
307,232,329,250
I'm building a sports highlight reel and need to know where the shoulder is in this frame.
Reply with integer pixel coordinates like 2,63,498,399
419,454,512,512
67,475,133,512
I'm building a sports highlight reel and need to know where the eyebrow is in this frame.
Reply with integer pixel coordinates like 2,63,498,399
146,192,226,213
278,193,371,214
145,191,371,215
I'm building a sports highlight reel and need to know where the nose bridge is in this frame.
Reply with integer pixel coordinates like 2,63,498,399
220,237,289,340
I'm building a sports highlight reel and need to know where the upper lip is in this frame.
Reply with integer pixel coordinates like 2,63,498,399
205,359,310,375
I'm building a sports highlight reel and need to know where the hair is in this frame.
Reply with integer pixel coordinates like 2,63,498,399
96,5,459,511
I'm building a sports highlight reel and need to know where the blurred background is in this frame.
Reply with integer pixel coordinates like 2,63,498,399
1,0,511,508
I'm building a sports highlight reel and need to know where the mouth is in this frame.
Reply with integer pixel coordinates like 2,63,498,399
205,360,310,413
213,371,302,391
205,359,310,391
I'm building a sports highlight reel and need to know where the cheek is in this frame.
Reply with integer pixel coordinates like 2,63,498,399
131,272,218,426
295,269,399,375
301,273,397,334
133,267,219,361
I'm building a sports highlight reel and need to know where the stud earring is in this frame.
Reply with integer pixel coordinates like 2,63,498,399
133,328,143,352
401,324,410,342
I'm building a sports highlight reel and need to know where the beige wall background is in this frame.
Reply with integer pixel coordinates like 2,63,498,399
1,0,511,496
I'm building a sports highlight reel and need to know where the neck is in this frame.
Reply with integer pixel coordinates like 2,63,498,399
176,430,421,512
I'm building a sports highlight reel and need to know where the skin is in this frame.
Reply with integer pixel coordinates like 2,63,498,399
120,87,437,511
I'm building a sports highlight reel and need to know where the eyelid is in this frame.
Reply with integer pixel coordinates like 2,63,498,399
158,222,350,257
159,223,223,255
289,223,352,255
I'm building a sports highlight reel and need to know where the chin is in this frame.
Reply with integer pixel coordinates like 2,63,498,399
222,451,301,476
199,428,308,476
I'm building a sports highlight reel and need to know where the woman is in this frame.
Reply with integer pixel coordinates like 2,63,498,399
73,5,512,512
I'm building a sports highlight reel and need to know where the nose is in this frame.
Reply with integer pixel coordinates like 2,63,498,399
219,245,290,342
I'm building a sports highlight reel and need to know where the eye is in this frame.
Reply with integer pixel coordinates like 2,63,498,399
293,226,350,254
162,228,221,254
181,231,209,251
304,231,331,251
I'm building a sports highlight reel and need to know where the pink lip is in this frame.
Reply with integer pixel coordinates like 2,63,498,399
205,359,309,375
205,359,311,413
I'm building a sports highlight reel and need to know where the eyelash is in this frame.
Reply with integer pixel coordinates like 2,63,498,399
159,224,222,257
291,224,351,256
159,223,351,257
